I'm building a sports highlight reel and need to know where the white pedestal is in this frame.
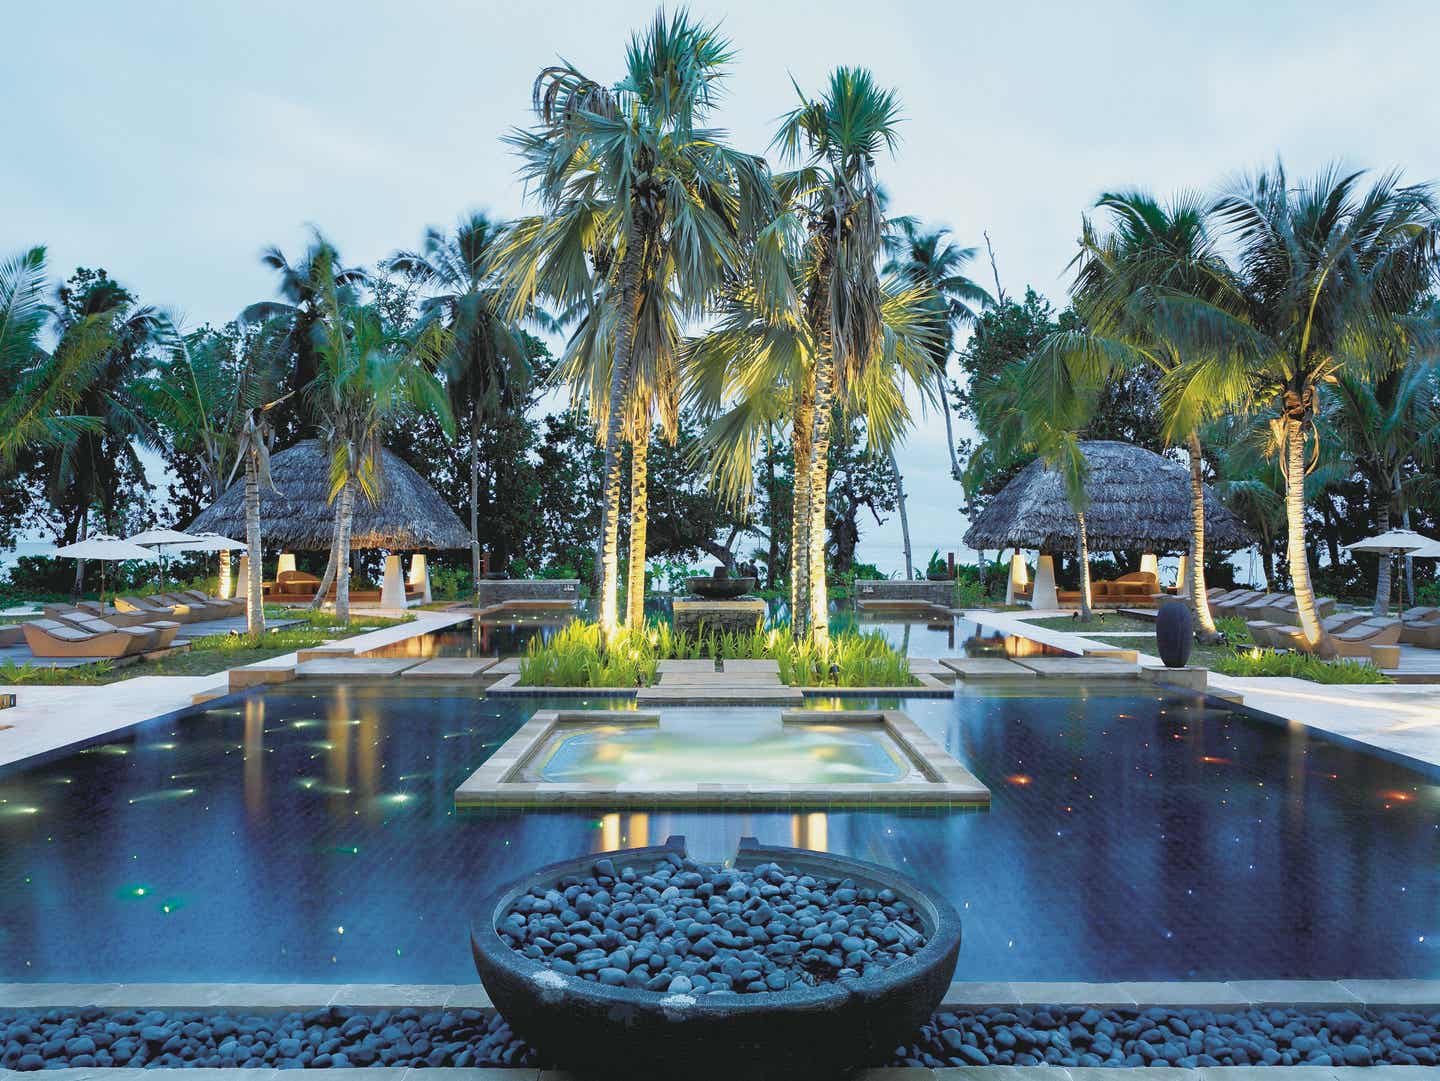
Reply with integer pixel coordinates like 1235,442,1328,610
380,554,406,608
1174,554,1190,596
1005,552,1029,605
236,555,250,596
277,552,297,575
1139,552,1158,577
1031,554,1059,609
407,554,432,604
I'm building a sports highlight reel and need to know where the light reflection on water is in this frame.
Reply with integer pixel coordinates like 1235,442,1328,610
0,685,1437,982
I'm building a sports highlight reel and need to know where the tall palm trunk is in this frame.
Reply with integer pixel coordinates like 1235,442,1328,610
808,348,835,644
596,226,646,633
1075,510,1093,621
1185,430,1219,640
311,514,342,610
469,404,481,596
889,450,913,578
334,478,356,624
1372,501,1393,617
789,369,815,635
244,448,266,636
937,369,962,480
1283,412,1323,646
625,424,649,627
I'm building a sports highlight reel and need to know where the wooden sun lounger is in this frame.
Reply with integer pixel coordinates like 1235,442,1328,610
1326,618,1402,659
55,612,180,651
21,619,143,659
180,589,244,618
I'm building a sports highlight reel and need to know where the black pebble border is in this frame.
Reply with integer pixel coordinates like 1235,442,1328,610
499,854,927,995
3,1003,1440,1070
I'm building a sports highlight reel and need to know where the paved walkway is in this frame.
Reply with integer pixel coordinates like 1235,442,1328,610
0,612,467,771
972,609,1440,773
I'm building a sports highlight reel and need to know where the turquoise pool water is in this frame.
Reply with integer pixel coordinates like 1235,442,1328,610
0,684,1436,982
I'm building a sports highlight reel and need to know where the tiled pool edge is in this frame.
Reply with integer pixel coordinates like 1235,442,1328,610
0,1069,1429,1080
3,979,1438,1010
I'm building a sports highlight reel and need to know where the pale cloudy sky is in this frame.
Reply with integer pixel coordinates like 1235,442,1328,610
7,0,1440,572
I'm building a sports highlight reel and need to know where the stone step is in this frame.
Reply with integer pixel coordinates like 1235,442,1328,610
940,657,1037,680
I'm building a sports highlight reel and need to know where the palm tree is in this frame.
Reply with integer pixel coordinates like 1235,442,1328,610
0,246,104,474
307,251,453,623
1160,164,1440,647
1327,357,1438,613
386,213,533,588
686,244,940,633
138,321,284,596
500,10,772,632
1023,190,1242,640
772,67,905,640
242,231,368,436
882,219,992,480
230,402,282,636
45,270,170,593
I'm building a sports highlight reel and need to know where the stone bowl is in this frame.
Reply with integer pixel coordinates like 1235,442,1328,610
470,835,962,1080
684,575,757,600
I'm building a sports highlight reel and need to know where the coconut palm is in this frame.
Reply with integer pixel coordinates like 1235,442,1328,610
1327,357,1439,612
500,9,772,632
138,322,285,597
1021,190,1243,639
771,67,906,639
882,219,992,480
0,246,105,473
386,213,534,587
242,232,368,436
1159,164,1440,646
229,402,282,636
686,237,941,635
307,252,453,623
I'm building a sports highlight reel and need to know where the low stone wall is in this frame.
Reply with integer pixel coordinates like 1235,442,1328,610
474,578,580,607
855,578,954,608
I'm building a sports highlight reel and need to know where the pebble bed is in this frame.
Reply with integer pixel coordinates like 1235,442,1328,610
3,1004,1440,1069
496,853,928,995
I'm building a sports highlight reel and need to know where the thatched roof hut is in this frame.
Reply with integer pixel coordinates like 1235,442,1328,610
963,440,1253,553
188,439,470,551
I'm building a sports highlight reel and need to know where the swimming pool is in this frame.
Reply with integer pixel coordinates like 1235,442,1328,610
0,684,1435,983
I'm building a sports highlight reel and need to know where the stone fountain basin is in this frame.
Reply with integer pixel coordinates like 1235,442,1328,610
469,835,961,1080
684,575,757,599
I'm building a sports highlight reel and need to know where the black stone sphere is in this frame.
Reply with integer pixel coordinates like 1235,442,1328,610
1155,600,1195,668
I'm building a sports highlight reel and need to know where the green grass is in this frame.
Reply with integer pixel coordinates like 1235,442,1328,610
0,611,410,686
518,619,917,688
1212,648,1394,684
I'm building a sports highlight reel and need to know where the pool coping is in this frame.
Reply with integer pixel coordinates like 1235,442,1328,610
0,978,1435,1011
0,1068,1423,1081
452,708,991,808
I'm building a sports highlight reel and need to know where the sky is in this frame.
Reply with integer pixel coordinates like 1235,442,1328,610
7,0,1440,573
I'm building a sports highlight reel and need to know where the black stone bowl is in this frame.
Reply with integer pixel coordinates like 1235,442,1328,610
470,835,962,1080
684,575,757,599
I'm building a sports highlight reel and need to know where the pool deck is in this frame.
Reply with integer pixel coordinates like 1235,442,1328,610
972,609,1440,774
0,611,469,771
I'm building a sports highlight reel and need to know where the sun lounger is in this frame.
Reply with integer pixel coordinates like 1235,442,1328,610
1236,593,1289,619
21,618,142,658
179,589,244,618
0,624,22,647
54,612,180,651
115,594,197,622
1245,620,1286,648
1263,594,1337,620
45,602,150,628
150,592,228,620
1402,621,1440,650
1327,618,1402,659
1399,606,1440,624
1214,590,1265,615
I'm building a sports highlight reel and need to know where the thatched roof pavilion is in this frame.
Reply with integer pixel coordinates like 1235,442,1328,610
188,439,470,550
963,440,1253,553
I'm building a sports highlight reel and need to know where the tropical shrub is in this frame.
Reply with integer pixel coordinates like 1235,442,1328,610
1212,648,1393,684
517,619,916,688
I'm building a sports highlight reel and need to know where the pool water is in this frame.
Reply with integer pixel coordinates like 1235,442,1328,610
526,710,917,785
0,685,1436,982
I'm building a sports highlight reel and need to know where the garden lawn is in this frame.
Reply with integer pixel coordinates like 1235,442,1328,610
0,612,410,686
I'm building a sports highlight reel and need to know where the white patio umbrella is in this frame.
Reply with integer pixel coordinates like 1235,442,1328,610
1346,529,1438,615
126,528,199,590
52,534,158,606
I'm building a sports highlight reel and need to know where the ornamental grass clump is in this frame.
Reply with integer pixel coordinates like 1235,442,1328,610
518,619,915,688
1213,648,1393,684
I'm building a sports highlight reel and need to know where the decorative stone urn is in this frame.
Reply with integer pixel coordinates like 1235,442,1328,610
685,566,757,600
1155,600,1195,668
470,835,962,1081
